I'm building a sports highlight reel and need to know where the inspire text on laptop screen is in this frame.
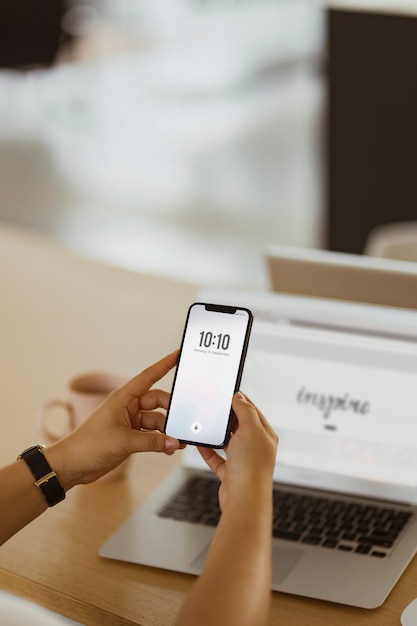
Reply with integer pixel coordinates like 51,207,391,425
240,303,417,495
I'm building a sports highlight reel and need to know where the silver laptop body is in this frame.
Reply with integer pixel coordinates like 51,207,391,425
100,289,417,609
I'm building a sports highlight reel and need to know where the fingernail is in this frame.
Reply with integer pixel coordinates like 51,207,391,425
164,437,179,451
235,391,245,400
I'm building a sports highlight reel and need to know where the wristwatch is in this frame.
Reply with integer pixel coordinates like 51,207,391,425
17,444,66,507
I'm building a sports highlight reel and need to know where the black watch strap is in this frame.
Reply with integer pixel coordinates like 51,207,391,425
18,445,66,507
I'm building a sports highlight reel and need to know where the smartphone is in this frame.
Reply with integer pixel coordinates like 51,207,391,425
164,302,253,448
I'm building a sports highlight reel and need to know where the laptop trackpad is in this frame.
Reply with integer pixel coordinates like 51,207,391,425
192,542,304,585
272,544,304,583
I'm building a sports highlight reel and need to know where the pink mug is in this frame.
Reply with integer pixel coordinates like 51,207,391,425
36,371,129,480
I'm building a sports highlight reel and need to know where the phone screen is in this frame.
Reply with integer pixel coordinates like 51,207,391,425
164,302,253,448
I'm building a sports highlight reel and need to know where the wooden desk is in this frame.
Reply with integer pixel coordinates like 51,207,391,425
1,225,417,625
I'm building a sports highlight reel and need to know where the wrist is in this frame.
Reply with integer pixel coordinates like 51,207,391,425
224,474,274,513
42,440,78,492
230,466,274,496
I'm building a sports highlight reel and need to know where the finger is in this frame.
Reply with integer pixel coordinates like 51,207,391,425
232,391,259,424
243,395,277,439
244,395,270,432
123,389,170,423
139,389,171,411
132,410,166,432
130,430,181,455
233,392,278,442
233,391,266,425
241,392,268,421
123,351,179,398
198,446,225,479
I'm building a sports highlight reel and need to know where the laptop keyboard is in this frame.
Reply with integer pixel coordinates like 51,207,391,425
158,476,413,558
158,476,222,527
272,488,412,558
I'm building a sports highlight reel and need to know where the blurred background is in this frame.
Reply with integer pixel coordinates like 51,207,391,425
0,0,325,288
1,0,416,288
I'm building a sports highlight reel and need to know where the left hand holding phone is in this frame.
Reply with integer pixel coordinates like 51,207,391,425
45,351,184,490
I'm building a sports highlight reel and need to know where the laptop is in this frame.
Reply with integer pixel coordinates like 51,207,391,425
100,287,417,609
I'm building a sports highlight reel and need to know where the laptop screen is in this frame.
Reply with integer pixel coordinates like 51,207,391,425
188,290,417,504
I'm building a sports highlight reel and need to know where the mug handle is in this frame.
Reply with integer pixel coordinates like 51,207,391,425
35,400,76,443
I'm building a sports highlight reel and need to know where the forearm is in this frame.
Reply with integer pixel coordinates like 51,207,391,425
0,460,48,545
175,484,273,626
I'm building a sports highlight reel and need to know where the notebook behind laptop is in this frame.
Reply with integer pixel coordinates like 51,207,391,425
266,244,417,309
100,289,417,608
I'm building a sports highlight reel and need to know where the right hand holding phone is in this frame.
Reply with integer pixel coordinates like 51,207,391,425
198,392,278,512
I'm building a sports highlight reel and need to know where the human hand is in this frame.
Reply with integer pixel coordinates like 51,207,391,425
45,351,183,490
198,392,278,512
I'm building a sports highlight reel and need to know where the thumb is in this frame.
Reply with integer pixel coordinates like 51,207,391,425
130,431,181,454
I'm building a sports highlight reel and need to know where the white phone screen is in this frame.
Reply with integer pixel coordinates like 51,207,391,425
165,303,252,447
